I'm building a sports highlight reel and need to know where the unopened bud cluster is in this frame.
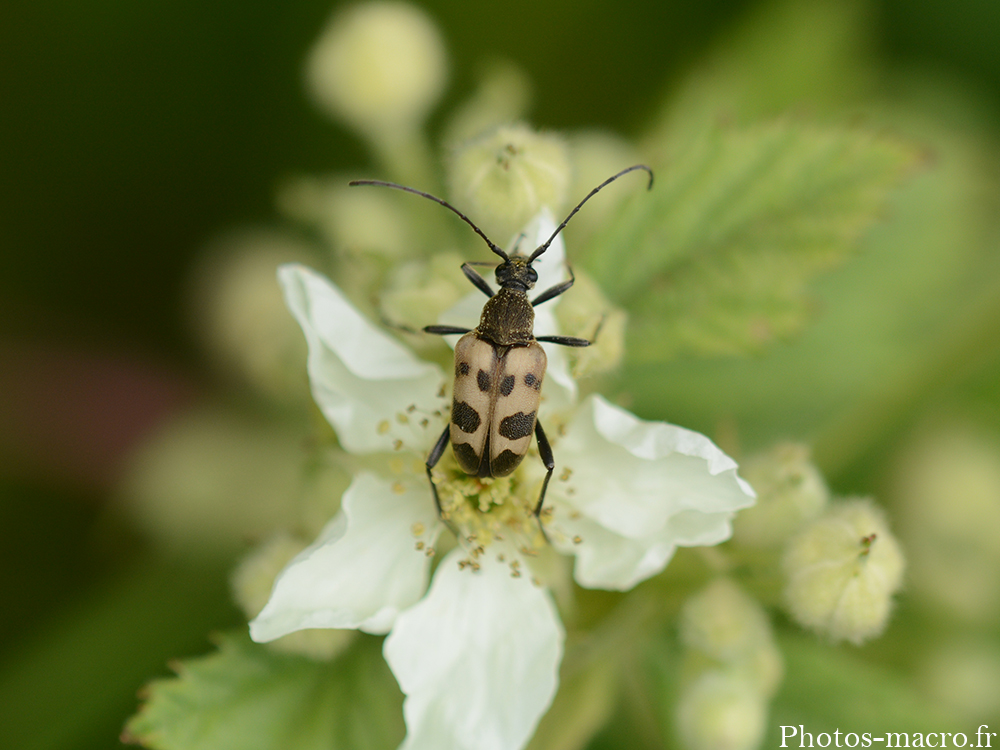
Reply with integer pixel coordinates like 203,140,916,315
448,124,572,241
675,579,783,750
783,498,905,645
306,2,447,138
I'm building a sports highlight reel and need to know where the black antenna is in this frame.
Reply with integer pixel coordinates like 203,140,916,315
349,179,509,261
528,164,654,262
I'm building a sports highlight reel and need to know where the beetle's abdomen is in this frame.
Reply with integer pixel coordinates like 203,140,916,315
450,333,546,478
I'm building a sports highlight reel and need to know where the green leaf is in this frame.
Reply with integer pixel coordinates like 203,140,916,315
124,632,404,750
654,0,877,137
583,122,919,360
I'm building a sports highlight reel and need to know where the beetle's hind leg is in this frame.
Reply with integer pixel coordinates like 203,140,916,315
533,421,556,540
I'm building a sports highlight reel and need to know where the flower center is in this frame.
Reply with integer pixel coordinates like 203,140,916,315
430,455,547,566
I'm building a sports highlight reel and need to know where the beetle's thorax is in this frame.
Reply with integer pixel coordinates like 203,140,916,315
476,287,534,345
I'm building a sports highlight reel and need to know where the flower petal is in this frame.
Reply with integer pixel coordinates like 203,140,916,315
547,394,755,589
554,507,739,590
384,549,564,750
249,472,440,641
279,263,444,454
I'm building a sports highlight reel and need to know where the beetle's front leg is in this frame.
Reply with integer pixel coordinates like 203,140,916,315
531,265,575,307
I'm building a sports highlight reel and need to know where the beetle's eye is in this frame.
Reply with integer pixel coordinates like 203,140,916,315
526,267,538,283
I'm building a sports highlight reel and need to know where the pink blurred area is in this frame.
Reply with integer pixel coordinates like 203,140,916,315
0,338,194,495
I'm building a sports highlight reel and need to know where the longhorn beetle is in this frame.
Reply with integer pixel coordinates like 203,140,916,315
350,164,653,525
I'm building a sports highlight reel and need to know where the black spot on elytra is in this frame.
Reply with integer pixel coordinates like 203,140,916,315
457,361,470,376
452,441,481,474
499,411,536,440
451,400,481,434
491,449,523,477
477,369,491,392
524,372,540,390
499,374,515,396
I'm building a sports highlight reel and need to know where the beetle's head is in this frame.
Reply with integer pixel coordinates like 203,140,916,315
495,255,537,291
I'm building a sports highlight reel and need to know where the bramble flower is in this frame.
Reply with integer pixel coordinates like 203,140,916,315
249,213,755,750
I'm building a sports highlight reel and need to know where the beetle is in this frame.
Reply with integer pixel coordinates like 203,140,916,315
350,164,653,523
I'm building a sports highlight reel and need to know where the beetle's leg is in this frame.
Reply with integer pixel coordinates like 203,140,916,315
462,263,495,298
531,265,575,307
537,311,605,347
536,334,590,347
533,420,556,521
426,424,455,523
424,325,472,336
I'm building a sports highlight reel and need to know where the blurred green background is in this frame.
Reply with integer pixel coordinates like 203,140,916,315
2,0,999,748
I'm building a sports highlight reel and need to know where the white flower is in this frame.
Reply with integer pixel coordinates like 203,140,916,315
250,214,755,750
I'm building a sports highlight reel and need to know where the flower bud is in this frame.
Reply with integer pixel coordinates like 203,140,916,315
680,579,783,698
680,578,771,662
732,443,829,548
448,123,571,241
675,671,767,750
191,230,311,400
118,407,307,555
783,499,905,644
306,2,447,137
232,534,353,660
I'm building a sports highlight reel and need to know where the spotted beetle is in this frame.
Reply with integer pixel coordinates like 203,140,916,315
350,164,653,523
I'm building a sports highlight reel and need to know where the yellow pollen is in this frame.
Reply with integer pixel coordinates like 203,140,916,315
432,464,546,557
392,439,403,450
425,547,435,557
392,481,406,494
396,412,409,424
559,468,572,481
412,522,426,537
573,535,583,544
377,420,391,434
406,404,417,413
415,541,425,550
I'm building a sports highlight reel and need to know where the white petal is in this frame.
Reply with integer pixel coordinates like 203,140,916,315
249,472,440,641
384,549,564,750
554,508,737,591
548,394,754,590
279,264,444,454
